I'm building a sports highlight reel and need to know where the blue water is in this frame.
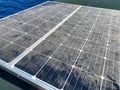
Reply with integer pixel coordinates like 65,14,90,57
0,0,47,19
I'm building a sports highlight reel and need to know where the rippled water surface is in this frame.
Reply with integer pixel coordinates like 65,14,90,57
0,0,47,18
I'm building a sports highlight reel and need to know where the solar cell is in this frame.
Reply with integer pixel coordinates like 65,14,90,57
15,51,49,75
0,39,9,49
1,30,25,42
28,27,48,37
63,36,85,49
14,34,39,48
76,52,104,76
0,43,25,62
36,58,72,89
52,45,79,65
34,40,59,56
64,68,101,90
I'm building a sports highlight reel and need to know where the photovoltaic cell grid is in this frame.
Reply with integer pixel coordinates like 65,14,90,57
0,1,120,90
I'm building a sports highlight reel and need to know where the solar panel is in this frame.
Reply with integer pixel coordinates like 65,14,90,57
0,1,120,90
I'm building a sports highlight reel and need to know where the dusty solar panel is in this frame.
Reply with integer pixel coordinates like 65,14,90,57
0,1,120,90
